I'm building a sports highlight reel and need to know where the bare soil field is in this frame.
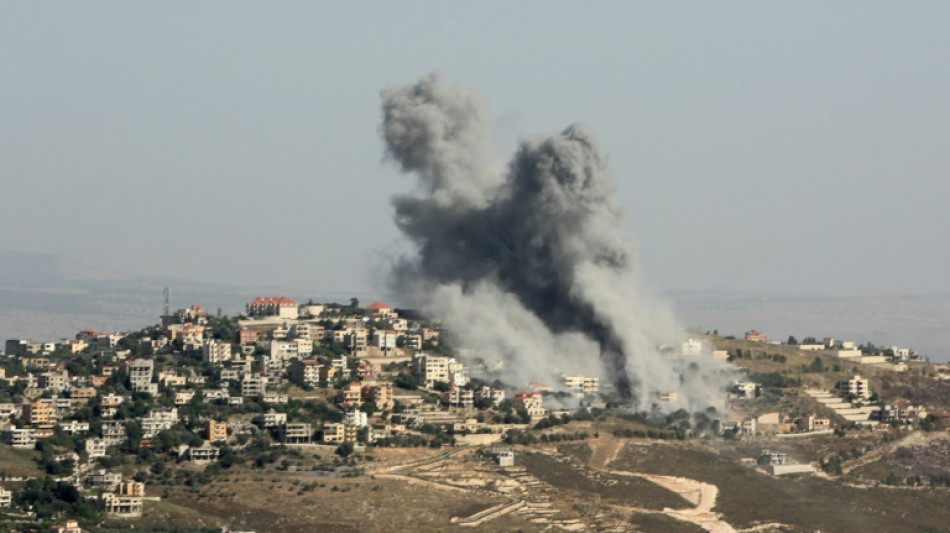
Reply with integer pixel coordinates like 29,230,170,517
615,441,950,532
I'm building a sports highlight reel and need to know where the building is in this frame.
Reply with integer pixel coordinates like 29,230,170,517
100,420,128,445
0,486,11,507
491,449,515,467
141,408,179,438
103,481,144,517
24,398,55,425
475,386,506,407
241,375,268,397
207,420,227,442
362,382,394,410
838,375,871,400
745,330,768,342
562,376,599,395
289,359,321,387
370,330,398,353
798,415,831,432
322,422,358,444
344,410,368,428
246,297,298,319
202,340,232,364
86,438,108,459
513,391,547,418
339,381,363,408
238,328,259,346
682,338,703,356
1,425,36,448
38,370,70,392
128,358,154,393
412,353,454,388
48,519,83,533
441,385,474,408
365,301,395,319
282,423,312,444
259,410,287,428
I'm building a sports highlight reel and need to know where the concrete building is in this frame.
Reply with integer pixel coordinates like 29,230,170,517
282,423,313,444
202,340,232,364
513,391,547,418
838,375,871,400
0,425,36,448
0,486,11,507
246,296,298,319
562,376,599,395
289,359,321,387
128,358,154,392
241,375,267,397
207,420,227,443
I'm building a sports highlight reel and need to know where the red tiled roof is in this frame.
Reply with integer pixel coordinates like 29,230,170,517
365,301,391,310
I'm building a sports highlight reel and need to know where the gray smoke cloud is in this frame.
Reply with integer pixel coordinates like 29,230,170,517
380,72,730,412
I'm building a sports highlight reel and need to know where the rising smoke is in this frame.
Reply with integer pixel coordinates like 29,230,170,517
380,72,730,412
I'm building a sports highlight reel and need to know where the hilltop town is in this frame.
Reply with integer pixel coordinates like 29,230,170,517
2,297,950,532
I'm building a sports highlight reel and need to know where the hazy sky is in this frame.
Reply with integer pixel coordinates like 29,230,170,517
2,2,949,300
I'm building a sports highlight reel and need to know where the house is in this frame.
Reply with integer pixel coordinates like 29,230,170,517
322,422,358,444
745,330,768,342
174,390,196,406
238,328,259,346
84,469,122,489
441,385,474,409
128,358,155,393
207,420,227,443
48,519,82,533
365,301,395,319
344,410,368,428
103,481,144,517
289,359,321,387
412,353,452,388
339,381,363,408
513,391,547,418
246,297,298,319
562,376,599,395
0,485,11,507
59,420,90,434
798,415,831,432
141,408,178,438
85,438,109,459
101,420,128,445
202,340,232,364
733,382,758,399
837,375,871,400
185,443,220,462
1,424,36,448
475,386,506,407
491,449,515,467
24,398,55,425
241,375,267,397
281,423,312,444
362,382,394,410
259,410,287,428
682,338,703,356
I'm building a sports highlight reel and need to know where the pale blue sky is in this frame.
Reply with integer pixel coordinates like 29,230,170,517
2,2,949,299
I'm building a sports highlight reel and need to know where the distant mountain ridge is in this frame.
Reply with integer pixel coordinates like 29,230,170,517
1,250,947,362
668,289,950,362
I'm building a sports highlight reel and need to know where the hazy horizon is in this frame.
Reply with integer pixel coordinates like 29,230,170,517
3,3,949,300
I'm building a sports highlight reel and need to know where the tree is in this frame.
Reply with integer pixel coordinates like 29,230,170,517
335,441,355,457
349,297,360,309
787,336,798,345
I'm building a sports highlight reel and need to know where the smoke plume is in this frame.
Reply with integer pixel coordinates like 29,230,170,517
380,72,729,412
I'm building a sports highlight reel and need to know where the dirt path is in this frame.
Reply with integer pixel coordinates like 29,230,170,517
588,436,625,469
